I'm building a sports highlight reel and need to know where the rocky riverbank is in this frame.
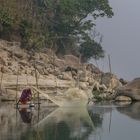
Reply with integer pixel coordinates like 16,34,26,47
0,39,122,102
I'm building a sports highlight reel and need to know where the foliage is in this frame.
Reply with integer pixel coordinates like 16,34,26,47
0,0,113,60
80,39,104,62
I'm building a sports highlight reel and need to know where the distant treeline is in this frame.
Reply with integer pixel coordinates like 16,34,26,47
0,0,113,62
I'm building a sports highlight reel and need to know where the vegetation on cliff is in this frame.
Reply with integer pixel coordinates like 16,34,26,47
0,0,113,61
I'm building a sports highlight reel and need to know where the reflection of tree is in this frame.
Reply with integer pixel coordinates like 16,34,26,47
117,102,140,121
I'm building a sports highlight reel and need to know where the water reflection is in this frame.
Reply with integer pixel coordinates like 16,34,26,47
1,102,140,140
0,102,103,140
18,108,32,124
117,102,140,121
32,107,95,140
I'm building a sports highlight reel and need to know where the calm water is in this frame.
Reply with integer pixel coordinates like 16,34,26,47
0,102,140,140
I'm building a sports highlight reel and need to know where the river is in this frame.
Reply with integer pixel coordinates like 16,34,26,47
0,102,140,140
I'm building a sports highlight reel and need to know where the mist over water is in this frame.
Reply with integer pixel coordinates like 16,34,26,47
92,0,140,81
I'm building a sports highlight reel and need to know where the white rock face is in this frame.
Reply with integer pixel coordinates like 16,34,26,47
0,39,121,102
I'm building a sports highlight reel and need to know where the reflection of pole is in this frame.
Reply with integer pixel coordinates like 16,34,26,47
109,110,112,133
15,107,18,138
36,106,41,140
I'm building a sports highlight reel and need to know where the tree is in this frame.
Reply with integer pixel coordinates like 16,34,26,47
44,0,113,59
0,0,113,60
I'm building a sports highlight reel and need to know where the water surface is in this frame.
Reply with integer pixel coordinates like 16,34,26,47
0,102,140,140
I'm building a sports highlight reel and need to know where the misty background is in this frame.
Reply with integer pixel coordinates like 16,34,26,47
91,0,140,81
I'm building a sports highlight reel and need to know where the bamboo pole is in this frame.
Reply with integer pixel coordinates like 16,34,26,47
34,61,40,107
77,54,81,88
16,65,19,104
108,54,112,73
26,72,29,87
108,54,112,133
52,49,57,93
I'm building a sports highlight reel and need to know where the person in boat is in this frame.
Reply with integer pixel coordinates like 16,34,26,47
18,88,32,104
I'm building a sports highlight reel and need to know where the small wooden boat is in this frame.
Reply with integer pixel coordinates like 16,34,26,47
15,103,35,109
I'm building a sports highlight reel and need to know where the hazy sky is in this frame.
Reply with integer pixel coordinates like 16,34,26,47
93,0,140,80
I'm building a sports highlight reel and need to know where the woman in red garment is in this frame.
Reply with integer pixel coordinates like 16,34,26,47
18,88,32,104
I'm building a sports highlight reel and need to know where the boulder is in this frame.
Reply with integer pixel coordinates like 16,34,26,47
36,66,45,75
115,96,132,101
0,57,6,65
86,63,102,74
39,53,49,63
119,78,128,85
0,66,11,73
13,48,27,60
64,55,80,67
61,72,73,80
92,80,107,92
115,78,140,101
19,60,29,67
79,82,89,90
53,58,65,68
79,72,88,82
101,73,122,90
88,77,95,86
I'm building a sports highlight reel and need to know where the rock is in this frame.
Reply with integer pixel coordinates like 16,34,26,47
79,82,89,90
101,73,122,90
64,55,80,67
39,53,49,63
115,96,132,101
0,57,6,65
7,61,12,66
19,60,29,67
119,78,128,85
92,81,100,91
57,74,63,80
43,68,49,75
13,49,26,60
53,58,65,68
0,66,11,73
79,72,88,82
115,78,140,101
36,66,45,75
86,63,102,74
46,67,53,74
35,60,46,67
99,84,107,91
53,68,61,76
61,72,72,80
88,78,95,86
